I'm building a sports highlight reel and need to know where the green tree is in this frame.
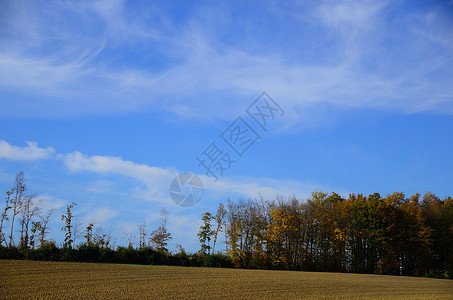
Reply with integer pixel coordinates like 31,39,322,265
61,202,77,249
198,212,213,255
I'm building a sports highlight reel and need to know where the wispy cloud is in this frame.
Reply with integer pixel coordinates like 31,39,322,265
0,139,322,206
59,150,333,206
60,151,176,204
314,0,387,31
1,0,452,124
0,140,55,161
61,151,170,179
0,139,343,250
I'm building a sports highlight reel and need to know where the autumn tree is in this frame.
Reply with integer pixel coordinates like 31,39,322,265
421,192,453,277
210,191,453,276
85,223,94,246
212,203,226,254
149,208,172,252
398,193,432,276
29,220,40,249
266,207,290,268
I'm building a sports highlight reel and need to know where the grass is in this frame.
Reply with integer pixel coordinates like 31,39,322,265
1,260,452,299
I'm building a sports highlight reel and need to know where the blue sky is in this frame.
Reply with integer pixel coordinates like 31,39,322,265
0,0,452,252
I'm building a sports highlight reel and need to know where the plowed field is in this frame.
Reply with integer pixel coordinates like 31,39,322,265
1,260,451,299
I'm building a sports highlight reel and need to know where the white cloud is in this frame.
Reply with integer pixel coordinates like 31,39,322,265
60,150,334,207
60,151,176,204
0,140,55,161
0,0,452,122
42,148,341,251
61,151,173,181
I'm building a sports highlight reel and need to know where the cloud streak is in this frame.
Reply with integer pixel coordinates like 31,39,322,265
0,139,344,250
1,0,452,125
0,140,55,161
0,139,324,208
59,150,333,206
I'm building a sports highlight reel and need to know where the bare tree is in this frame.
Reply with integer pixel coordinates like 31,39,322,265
93,225,113,249
161,208,169,227
73,217,84,247
122,232,136,248
212,202,226,254
137,222,147,249
19,194,41,249
39,208,54,247
0,189,13,246
9,172,26,247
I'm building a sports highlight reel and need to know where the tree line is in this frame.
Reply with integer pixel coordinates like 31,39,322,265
0,172,231,267
199,192,452,278
0,172,452,278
